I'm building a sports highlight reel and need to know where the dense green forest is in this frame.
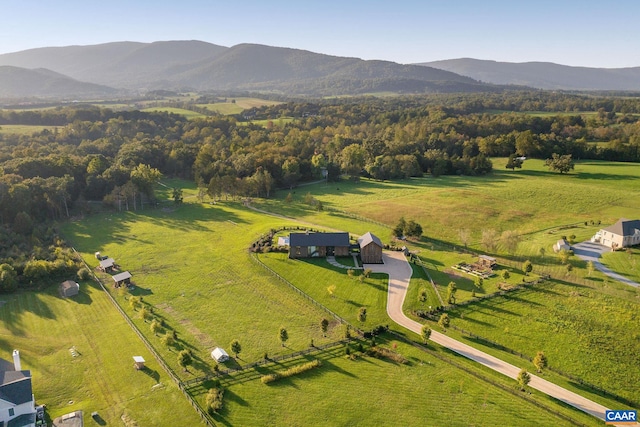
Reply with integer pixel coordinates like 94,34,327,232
1,91,640,290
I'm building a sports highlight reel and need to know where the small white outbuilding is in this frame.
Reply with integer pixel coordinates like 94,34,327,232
211,347,229,363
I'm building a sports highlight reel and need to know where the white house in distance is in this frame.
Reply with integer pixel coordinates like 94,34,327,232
553,238,571,253
592,218,640,250
0,350,36,427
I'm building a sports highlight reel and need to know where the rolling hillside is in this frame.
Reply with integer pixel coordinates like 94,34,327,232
0,66,117,98
419,58,640,90
0,41,493,96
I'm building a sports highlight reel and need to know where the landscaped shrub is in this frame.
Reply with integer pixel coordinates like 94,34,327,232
206,387,224,415
366,346,408,364
260,359,322,384
77,267,91,280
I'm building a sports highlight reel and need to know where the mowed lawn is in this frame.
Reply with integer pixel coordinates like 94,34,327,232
443,279,640,403
0,282,201,426
61,202,350,379
190,338,586,427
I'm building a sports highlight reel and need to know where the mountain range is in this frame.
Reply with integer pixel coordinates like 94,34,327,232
0,40,639,99
419,58,640,91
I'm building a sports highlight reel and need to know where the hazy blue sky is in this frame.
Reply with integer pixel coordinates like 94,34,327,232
2,0,639,67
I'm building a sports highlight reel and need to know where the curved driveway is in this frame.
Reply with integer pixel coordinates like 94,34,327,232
573,241,639,287
365,251,609,422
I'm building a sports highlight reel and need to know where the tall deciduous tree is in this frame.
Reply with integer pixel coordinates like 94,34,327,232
533,351,548,373
421,325,432,344
517,369,531,390
340,144,366,179
230,340,242,358
545,153,575,174
178,349,193,372
438,313,450,331
279,327,289,347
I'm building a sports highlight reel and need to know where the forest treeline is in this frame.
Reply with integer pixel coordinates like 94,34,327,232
1,91,640,290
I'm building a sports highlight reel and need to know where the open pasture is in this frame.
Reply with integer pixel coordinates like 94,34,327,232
190,336,588,427
0,124,61,135
0,282,201,426
141,106,206,119
197,97,282,115
61,202,353,380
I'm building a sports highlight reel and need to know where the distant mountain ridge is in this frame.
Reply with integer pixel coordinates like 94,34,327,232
0,66,117,98
0,40,495,97
418,58,640,91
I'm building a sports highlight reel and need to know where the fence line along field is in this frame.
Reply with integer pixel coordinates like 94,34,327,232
0,281,202,426
59,197,601,426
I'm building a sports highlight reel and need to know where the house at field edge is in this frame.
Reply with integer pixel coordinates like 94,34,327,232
0,350,37,427
553,238,571,253
358,232,383,264
59,280,80,298
592,218,640,249
289,232,350,259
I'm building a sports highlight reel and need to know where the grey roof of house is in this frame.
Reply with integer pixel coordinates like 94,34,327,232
357,232,382,248
602,218,640,236
289,232,350,247
61,280,79,290
7,412,36,427
0,358,15,372
112,271,132,282
0,370,33,405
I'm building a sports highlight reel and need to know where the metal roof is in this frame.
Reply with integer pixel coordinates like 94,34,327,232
112,271,132,282
357,232,383,248
99,258,115,268
289,232,350,247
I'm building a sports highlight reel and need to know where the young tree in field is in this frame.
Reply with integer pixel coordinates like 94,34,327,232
505,153,523,170
358,307,367,323
481,229,498,252
517,369,531,391
533,351,548,373
438,313,450,331
139,306,151,321
458,229,472,248
230,340,241,358
587,260,595,277
523,260,533,276
559,249,571,264
279,327,289,347
161,332,175,349
172,187,183,205
418,287,428,303
327,284,336,297
446,281,457,304
501,270,511,281
150,318,162,336
393,217,407,238
129,296,141,311
406,220,423,239
500,230,521,254
545,153,575,174
566,264,573,275
474,276,484,289
178,350,193,372
320,318,329,336
421,325,432,344
539,247,546,259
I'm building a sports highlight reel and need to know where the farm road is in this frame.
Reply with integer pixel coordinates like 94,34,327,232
365,251,610,422
573,241,640,287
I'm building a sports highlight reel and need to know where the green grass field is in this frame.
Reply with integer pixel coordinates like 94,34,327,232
140,107,206,119
190,337,587,427
0,283,202,426
0,124,61,135
197,97,282,115
601,247,640,284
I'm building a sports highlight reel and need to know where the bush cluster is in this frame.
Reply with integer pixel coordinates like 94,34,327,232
260,359,322,384
366,346,408,364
